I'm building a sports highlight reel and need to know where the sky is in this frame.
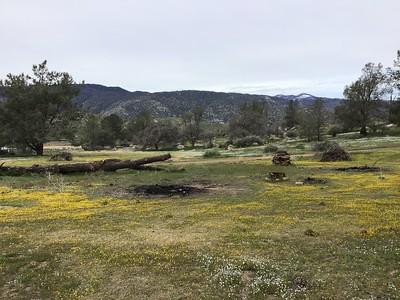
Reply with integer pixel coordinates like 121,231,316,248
0,0,399,98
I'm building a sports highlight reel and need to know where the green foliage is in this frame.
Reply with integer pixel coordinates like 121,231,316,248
201,126,219,148
336,63,387,136
182,106,204,147
203,149,221,158
0,61,80,155
142,120,180,150
126,111,153,145
263,144,278,153
284,100,300,129
327,125,342,137
389,100,400,126
79,114,124,149
233,135,264,148
312,141,338,152
101,114,124,141
299,98,327,141
285,130,298,138
228,102,268,138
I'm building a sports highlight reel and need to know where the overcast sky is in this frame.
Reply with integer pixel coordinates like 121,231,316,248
0,0,399,97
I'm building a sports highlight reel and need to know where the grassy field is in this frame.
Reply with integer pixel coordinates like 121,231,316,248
1,138,400,299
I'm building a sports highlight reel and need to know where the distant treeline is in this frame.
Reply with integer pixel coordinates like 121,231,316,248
1,52,400,155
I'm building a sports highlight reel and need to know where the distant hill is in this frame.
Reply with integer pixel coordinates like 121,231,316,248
1,84,342,123
73,84,342,123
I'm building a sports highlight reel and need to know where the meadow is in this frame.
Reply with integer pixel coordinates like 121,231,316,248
1,137,400,299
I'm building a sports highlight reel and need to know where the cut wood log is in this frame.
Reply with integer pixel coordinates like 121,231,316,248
0,153,171,175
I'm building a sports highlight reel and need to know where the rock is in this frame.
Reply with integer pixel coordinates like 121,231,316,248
49,152,73,161
272,150,291,166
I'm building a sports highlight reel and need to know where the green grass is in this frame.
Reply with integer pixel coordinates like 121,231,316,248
1,138,400,298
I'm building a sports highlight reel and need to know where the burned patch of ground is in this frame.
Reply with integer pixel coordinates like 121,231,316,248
334,166,381,172
302,177,328,184
129,184,206,197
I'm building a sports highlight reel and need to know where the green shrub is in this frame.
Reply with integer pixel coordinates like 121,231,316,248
312,141,339,152
286,131,298,138
263,144,279,153
295,143,306,150
327,126,342,137
233,136,264,148
203,149,221,158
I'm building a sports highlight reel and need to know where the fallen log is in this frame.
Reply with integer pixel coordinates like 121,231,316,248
0,153,171,175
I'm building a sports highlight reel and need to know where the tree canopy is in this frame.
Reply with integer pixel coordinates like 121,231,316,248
336,63,387,136
0,61,80,155
228,101,268,138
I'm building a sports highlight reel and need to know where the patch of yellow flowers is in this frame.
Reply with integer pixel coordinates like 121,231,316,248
0,186,127,223
263,171,400,236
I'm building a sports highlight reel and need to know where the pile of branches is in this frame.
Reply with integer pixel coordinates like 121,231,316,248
320,144,351,162
272,150,291,166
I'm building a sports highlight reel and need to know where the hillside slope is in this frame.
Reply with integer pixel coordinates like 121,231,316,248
73,84,342,123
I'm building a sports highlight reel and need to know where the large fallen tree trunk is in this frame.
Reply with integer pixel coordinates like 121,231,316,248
0,153,171,175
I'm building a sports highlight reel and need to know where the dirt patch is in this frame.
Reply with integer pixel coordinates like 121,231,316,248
130,184,206,197
335,166,381,172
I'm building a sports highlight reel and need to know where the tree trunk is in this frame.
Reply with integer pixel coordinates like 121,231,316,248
360,125,367,136
34,143,44,156
0,153,171,175
27,143,44,155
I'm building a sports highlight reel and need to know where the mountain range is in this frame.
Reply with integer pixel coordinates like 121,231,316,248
74,84,343,123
